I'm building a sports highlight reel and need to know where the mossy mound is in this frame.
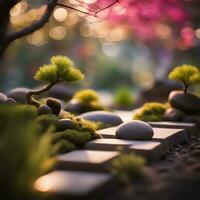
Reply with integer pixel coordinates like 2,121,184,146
65,89,107,114
133,102,168,122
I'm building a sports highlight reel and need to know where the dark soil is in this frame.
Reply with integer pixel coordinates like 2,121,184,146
105,134,200,200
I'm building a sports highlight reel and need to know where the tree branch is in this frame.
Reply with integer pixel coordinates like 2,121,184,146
95,0,120,15
57,0,120,17
4,0,119,46
56,2,96,17
6,0,57,44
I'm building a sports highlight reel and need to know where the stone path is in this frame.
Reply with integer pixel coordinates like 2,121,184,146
35,112,199,199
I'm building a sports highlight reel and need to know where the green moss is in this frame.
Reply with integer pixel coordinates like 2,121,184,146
168,64,200,93
56,139,76,154
133,102,168,122
60,111,100,133
111,153,146,183
53,129,92,147
35,114,58,133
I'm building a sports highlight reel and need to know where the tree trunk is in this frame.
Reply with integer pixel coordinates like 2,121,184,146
0,1,19,59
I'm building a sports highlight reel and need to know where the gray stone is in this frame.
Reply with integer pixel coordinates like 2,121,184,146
38,105,52,115
169,91,200,113
79,111,123,127
115,121,154,140
65,99,89,115
148,121,198,136
0,92,7,102
164,107,186,122
35,170,113,198
48,83,74,101
46,98,61,115
5,98,16,104
7,87,29,103
56,150,119,171
57,119,75,131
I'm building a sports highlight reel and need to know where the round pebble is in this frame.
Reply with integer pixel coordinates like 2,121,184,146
0,92,7,102
38,105,52,115
169,91,200,113
79,111,123,127
115,120,154,140
57,119,75,131
46,98,61,115
7,87,29,103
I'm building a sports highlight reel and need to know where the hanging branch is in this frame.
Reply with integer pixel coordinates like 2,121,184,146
1,0,119,55
6,0,58,45
57,0,120,17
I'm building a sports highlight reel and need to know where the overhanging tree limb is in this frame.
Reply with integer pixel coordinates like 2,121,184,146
6,0,58,44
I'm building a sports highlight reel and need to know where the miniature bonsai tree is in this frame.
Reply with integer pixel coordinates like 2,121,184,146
168,64,200,94
26,55,84,107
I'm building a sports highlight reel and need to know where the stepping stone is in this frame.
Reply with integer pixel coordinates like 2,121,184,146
97,127,188,149
129,141,165,162
152,128,188,149
56,150,119,172
85,139,165,161
35,170,113,199
148,121,198,136
85,138,137,151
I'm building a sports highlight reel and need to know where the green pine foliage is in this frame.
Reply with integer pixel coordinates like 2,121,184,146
0,105,55,200
168,64,200,93
34,55,84,83
133,102,168,122
111,153,146,183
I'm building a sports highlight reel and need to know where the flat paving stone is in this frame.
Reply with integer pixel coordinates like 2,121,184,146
129,141,165,161
35,170,113,199
56,150,119,172
148,121,198,136
97,127,188,149
85,139,165,161
152,128,188,149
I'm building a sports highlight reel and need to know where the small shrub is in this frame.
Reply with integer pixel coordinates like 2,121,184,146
133,102,168,122
53,129,92,147
114,86,134,107
56,139,76,154
74,89,99,104
168,64,200,93
111,153,146,184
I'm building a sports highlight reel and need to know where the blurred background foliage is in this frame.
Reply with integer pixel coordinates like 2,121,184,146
0,0,200,97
